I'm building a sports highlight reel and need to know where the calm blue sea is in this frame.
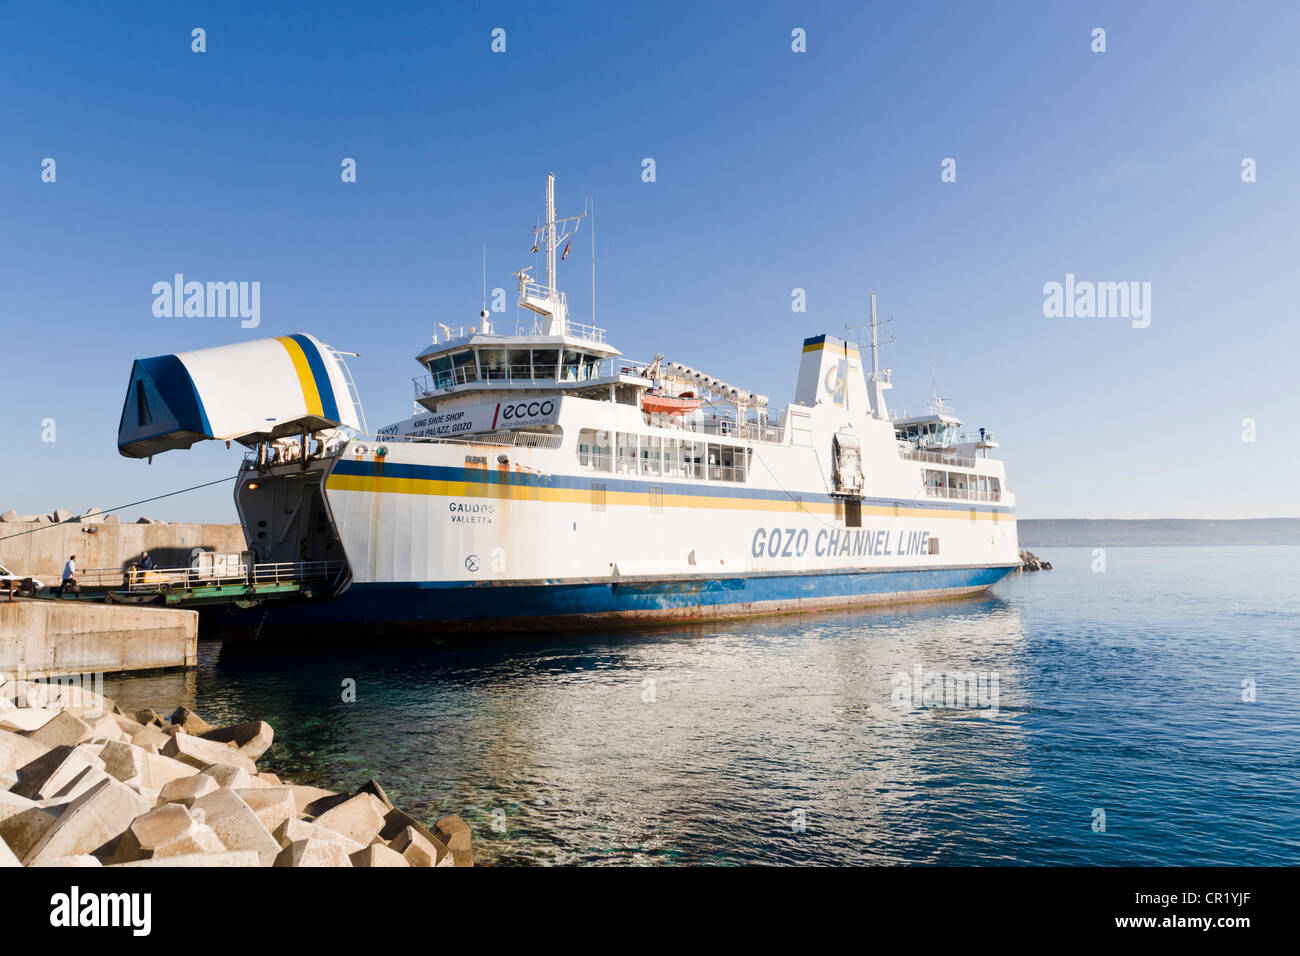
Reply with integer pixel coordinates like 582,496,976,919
105,546,1300,866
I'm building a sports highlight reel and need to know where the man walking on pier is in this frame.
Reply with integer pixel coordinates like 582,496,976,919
57,555,79,597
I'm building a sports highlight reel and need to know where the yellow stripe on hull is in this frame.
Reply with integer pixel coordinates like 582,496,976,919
324,473,1015,522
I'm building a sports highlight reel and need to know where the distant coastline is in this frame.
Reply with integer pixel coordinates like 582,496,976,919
1018,518,1300,547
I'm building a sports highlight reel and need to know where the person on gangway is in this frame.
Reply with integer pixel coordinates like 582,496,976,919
57,555,80,597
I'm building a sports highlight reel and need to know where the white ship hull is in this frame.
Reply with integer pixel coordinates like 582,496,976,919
226,383,1018,636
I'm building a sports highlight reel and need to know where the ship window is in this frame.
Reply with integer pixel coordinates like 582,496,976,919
584,355,603,379
479,348,507,381
561,350,583,383
662,438,681,477
639,435,661,475
616,432,637,475
429,355,455,389
531,349,559,380
682,440,704,478
705,444,746,482
508,349,532,381
451,350,478,384
577,429,611,471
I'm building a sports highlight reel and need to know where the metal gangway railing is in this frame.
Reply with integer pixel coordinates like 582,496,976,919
117,559,345,592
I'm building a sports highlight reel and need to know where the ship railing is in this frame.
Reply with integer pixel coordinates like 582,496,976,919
900,447,976,468
65,566,149,589
54,565,250,591
518,281,567,310
114,560,346,592
249,561,344,585
576,452,748,483
924,486,1001,502
379,430,564,450
891,403,959,421
564,320,608,344
679,419,784,444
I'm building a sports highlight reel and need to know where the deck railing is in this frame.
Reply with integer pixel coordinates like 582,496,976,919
899,447,976,468
924,486,1001,502
49,561,343,592
387,430,564,450
576,452,748,483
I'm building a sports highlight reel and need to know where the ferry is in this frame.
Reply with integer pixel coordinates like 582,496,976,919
116,174,1019,635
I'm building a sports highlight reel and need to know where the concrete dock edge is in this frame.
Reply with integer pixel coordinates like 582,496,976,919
0,600,197,678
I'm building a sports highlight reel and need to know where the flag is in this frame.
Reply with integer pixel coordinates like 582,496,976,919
561,240,570,260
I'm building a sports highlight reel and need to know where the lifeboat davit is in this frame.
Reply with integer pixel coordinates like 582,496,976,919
642,391,703,415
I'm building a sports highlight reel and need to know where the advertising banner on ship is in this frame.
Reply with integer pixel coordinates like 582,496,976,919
378,397,562,439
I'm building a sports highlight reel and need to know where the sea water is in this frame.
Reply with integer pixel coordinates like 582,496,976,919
104,546,1300,865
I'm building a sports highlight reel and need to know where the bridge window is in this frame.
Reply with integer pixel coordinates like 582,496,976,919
428,354,455,389
561,349,583,382
531,349,559,380
451,350,478,384
508,349,532,380
479,348,507,381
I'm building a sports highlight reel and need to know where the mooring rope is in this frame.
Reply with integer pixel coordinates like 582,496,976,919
0,474,239,542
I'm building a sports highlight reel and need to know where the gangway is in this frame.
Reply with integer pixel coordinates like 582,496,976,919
30,560,347,609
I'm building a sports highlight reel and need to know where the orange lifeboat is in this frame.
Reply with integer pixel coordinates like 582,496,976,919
642,390,703,415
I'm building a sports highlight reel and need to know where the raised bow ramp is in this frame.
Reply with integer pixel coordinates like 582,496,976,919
117,333,360,459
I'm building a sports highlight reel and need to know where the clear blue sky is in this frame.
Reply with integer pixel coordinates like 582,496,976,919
1,0,1296,522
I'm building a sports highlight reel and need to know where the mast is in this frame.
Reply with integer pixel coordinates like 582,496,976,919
869,292,879,381
515,172,585,336
863,291,893,420
545,172,557,299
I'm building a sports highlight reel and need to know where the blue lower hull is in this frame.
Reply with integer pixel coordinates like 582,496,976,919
221,564,1019,638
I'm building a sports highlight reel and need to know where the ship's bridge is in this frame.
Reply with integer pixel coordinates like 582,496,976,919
892,401,999,459
892,402,964,450
412,322,653,412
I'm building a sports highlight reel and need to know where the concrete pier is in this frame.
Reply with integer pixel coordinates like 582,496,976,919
0,599,196,678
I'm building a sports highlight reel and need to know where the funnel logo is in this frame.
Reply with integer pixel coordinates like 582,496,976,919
824,360,847,406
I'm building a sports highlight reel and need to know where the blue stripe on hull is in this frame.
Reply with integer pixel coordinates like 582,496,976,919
222,564,1018,637
329,458,1014,515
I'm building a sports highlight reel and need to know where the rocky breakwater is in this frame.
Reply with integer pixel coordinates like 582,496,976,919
0,678,472,867
1018,549,1053,572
